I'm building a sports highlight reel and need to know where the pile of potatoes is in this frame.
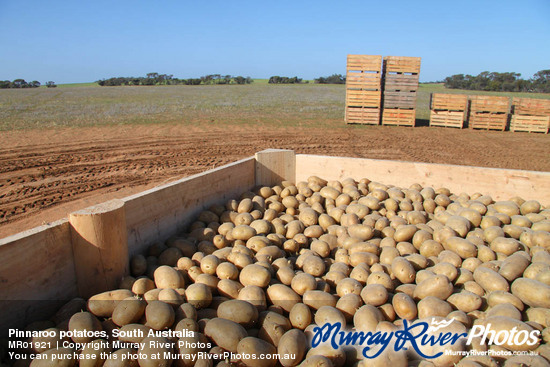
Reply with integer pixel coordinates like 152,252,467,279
19,176,550,367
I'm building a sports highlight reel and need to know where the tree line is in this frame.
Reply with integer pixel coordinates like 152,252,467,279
0,79,57,88
444,70,550,93
96,73,253,86
268,74,346,84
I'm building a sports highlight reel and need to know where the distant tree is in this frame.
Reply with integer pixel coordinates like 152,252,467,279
269,76,302,84
315,74,345,84
30,81,41,88
532,69,550,93
12,79,27,88
45,81,57,88
0,80,11,88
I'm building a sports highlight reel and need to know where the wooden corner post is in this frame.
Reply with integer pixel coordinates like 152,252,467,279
255,149,296,187
69,199,128,298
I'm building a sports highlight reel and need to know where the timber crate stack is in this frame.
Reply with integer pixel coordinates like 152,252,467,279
429,93,469,128
381,56,421,127
469,95,509,131
510,97,550,133
344,55,383,125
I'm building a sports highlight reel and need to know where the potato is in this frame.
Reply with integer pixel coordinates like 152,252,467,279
303,290,337,310
446,215,471,237
240,264,271,288
499,253,530,282
217,300,259,328
259,311,292,346
417,296,453,319
68,312,102,343
291,272,317,295
236,337,277,367
153,265,185,290
112,298,147,326
145,300,175,330
302,255,326,277
238,285,267,311
447,291,482,313
266,284,301,312
278,329,307,367
393,225,417,242
444,237,478,259
87,289,133,318
360,284,388,307
432,261,458,282
511,278,550,308
289,303,312,330
490,237,520,256
413,274,453,300
354,304,384,332
335,278,362,297
186,283,213,309
473,267,510,293
391,257,416,284
392,293,417,320
204,318,247,353
486,303,522,320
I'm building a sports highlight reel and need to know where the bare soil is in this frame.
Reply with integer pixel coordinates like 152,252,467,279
1,123,549,238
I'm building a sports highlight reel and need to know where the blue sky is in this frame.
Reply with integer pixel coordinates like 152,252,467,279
0,0,549,83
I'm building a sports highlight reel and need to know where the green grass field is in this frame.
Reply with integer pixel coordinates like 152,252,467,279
1,83,549,131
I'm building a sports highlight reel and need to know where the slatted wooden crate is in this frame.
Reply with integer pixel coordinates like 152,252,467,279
509,98,550,133
429,93,468,128
510,115,550,133
345,55,382,124
431,93,469,111
430,110,466,128
382,108,416,127
383,73,420,92
345,106,381,125
383,56,422,74
346,54,382,90
346,89,382,108
512,97,550,116
1,149,550,335
469,95,509,131
382,91,417,109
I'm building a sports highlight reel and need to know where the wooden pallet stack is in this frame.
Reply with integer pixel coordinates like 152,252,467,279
469,95,509,131
345,55,383,125
510,97,550,133
381,56,421,126
429,93,469,128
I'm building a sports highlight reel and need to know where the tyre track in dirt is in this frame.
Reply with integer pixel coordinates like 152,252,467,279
1,124,549,237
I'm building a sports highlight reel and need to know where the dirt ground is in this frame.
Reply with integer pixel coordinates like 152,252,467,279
1,123,549,238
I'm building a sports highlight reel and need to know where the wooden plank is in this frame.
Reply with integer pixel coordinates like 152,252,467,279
382,91,417,109
295,154,550,204
510,115,550,133
255,149,296,187
383,56,421,74
512,97,550,116
345,89,382,108
69,200,128,299
123,157,256,256
430,110,465,128
0,219,78,332
470,95,509,114
469,112,508,131
383,73,419,91
346,72,381,90
431,93,468,111
382,108,416,126
347,54,382,72
345,107,381,125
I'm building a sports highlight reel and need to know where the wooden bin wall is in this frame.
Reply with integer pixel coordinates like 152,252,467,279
510,97,550,133
469,95,509,131
382,56,421,111
345,55,382,125
2,149,550,334
382,108,416,126
429,93,468,128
